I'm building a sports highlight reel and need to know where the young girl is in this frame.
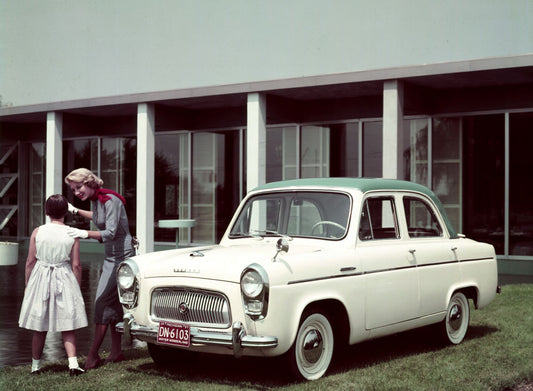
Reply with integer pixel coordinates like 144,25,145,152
18,194,88,376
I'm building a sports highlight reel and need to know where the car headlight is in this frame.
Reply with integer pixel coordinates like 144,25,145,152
241,269,263,298
117,263,135,290
116,259,139,309
240,264,269,320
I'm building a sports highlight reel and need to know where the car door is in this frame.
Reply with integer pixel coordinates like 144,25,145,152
400,195,458,317
358,194,420,330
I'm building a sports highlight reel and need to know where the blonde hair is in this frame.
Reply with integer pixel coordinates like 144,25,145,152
64,168,103,189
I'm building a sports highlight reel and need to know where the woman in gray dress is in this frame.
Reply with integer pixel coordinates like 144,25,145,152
65,168,134,370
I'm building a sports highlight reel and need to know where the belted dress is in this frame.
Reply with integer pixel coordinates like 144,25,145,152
91,193,134,325
18,223,88,332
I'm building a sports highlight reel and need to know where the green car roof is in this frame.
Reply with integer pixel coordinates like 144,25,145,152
253,177,458,238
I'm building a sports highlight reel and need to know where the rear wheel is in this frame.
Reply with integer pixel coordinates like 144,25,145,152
441,292,470,344
287,312,334,381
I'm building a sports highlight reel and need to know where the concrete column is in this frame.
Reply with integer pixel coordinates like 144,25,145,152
246,93,267,192
46,112,63,199
137,103,155,254
382,80,404,179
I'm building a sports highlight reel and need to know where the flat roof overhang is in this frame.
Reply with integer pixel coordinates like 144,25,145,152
1,54,532,124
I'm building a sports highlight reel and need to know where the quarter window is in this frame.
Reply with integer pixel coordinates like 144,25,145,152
359,197,399,240
403,197,443,238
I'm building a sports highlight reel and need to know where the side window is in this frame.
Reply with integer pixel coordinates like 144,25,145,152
403,196,443,238
359,197,399,241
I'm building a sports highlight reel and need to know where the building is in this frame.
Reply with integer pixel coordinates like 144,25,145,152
1,1,532,276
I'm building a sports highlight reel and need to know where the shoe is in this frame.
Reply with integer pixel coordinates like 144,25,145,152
69,367,85,376
31,369,42,375
104,352,125,364
83,356,102,370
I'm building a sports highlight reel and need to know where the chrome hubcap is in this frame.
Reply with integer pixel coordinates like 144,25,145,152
302,329,323,363
449,303,462,331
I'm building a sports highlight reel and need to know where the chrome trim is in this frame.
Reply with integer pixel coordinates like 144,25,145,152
116,319,278,357
151,288,231,328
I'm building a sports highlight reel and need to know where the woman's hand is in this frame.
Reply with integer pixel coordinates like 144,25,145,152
68,203,79,215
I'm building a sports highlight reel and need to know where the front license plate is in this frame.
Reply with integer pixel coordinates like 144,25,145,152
157,321,190,347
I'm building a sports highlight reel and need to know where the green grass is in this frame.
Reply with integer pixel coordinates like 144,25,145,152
1,284,532,391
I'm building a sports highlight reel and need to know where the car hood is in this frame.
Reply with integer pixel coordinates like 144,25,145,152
130,239,327,283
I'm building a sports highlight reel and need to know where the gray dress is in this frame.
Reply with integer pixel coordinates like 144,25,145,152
92,194,134,325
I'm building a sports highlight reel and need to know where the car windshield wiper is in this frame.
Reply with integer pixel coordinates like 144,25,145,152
253,230,293,241
230,231,263,239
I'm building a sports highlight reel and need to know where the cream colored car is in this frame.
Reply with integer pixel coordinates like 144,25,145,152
116,178,499,380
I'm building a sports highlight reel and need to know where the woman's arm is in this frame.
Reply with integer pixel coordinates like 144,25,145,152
70,238,82,286
25,228,38,285
76,208,93,221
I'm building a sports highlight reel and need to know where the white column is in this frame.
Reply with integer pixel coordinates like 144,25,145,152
46,112,63,198
137,103,155,254
246,93,267,192
382,80,404,179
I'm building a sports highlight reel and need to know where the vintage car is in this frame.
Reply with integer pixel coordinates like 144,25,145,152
116,178,499,380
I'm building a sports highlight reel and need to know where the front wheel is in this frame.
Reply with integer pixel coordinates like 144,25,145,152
287,312,334,381
441,292,470,344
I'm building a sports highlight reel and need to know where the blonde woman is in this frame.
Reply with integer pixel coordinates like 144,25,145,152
65,168,134,370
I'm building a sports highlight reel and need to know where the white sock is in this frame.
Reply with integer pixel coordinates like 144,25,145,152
68,356,80,369
31,358,41,372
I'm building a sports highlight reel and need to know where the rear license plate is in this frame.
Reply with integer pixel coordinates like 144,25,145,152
157,321,190,347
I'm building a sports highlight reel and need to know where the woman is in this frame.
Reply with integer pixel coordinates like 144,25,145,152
64,168,134,370
19,194,87,376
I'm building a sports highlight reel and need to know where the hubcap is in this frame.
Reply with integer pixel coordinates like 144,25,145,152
302,329,323,363
449,303,463,331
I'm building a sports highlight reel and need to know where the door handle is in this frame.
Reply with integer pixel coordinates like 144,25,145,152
340,267,356,272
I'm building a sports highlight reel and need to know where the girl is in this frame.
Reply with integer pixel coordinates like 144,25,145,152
18,194,87,376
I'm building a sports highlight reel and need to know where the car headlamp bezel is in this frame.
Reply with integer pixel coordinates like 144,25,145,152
240,264,269,319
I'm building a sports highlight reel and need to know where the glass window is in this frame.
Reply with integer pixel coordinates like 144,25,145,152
154,134,184,243
403,118,429,185
29,143,45,231
266,126,297,182
509,112,533,256
362,121,382,177
329,122,359,177
432,117,461,231
230,191,349,240
63,137,136,234
0,143,20,237
359,197,398,240
403,197,443,238
300,125,330,178
463,114,505,254
155,130,241,245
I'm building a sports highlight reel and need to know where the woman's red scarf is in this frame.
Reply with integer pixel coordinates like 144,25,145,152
91,188,126,205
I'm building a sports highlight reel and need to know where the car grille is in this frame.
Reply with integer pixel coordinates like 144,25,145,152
151,288,231,328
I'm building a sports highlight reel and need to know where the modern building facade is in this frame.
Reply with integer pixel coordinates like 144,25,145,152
1,1,532,276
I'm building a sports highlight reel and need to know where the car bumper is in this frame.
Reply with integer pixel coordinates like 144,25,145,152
116,314,278,358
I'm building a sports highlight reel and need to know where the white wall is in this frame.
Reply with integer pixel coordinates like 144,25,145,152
1,0,532,107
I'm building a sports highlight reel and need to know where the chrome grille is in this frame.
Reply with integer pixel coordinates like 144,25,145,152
151,288,231,328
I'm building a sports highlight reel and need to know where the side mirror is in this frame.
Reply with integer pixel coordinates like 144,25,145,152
273,238,289,261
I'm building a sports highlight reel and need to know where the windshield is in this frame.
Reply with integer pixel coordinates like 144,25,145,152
229,191,351,240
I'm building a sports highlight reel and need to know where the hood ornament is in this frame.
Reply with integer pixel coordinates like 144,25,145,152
272,238,289,262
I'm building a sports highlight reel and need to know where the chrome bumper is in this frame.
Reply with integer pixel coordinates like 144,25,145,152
116,314,278,358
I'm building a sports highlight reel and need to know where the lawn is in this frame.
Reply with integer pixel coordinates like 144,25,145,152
1,284,531,391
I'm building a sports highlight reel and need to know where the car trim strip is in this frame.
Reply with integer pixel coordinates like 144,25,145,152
287,257,494,285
